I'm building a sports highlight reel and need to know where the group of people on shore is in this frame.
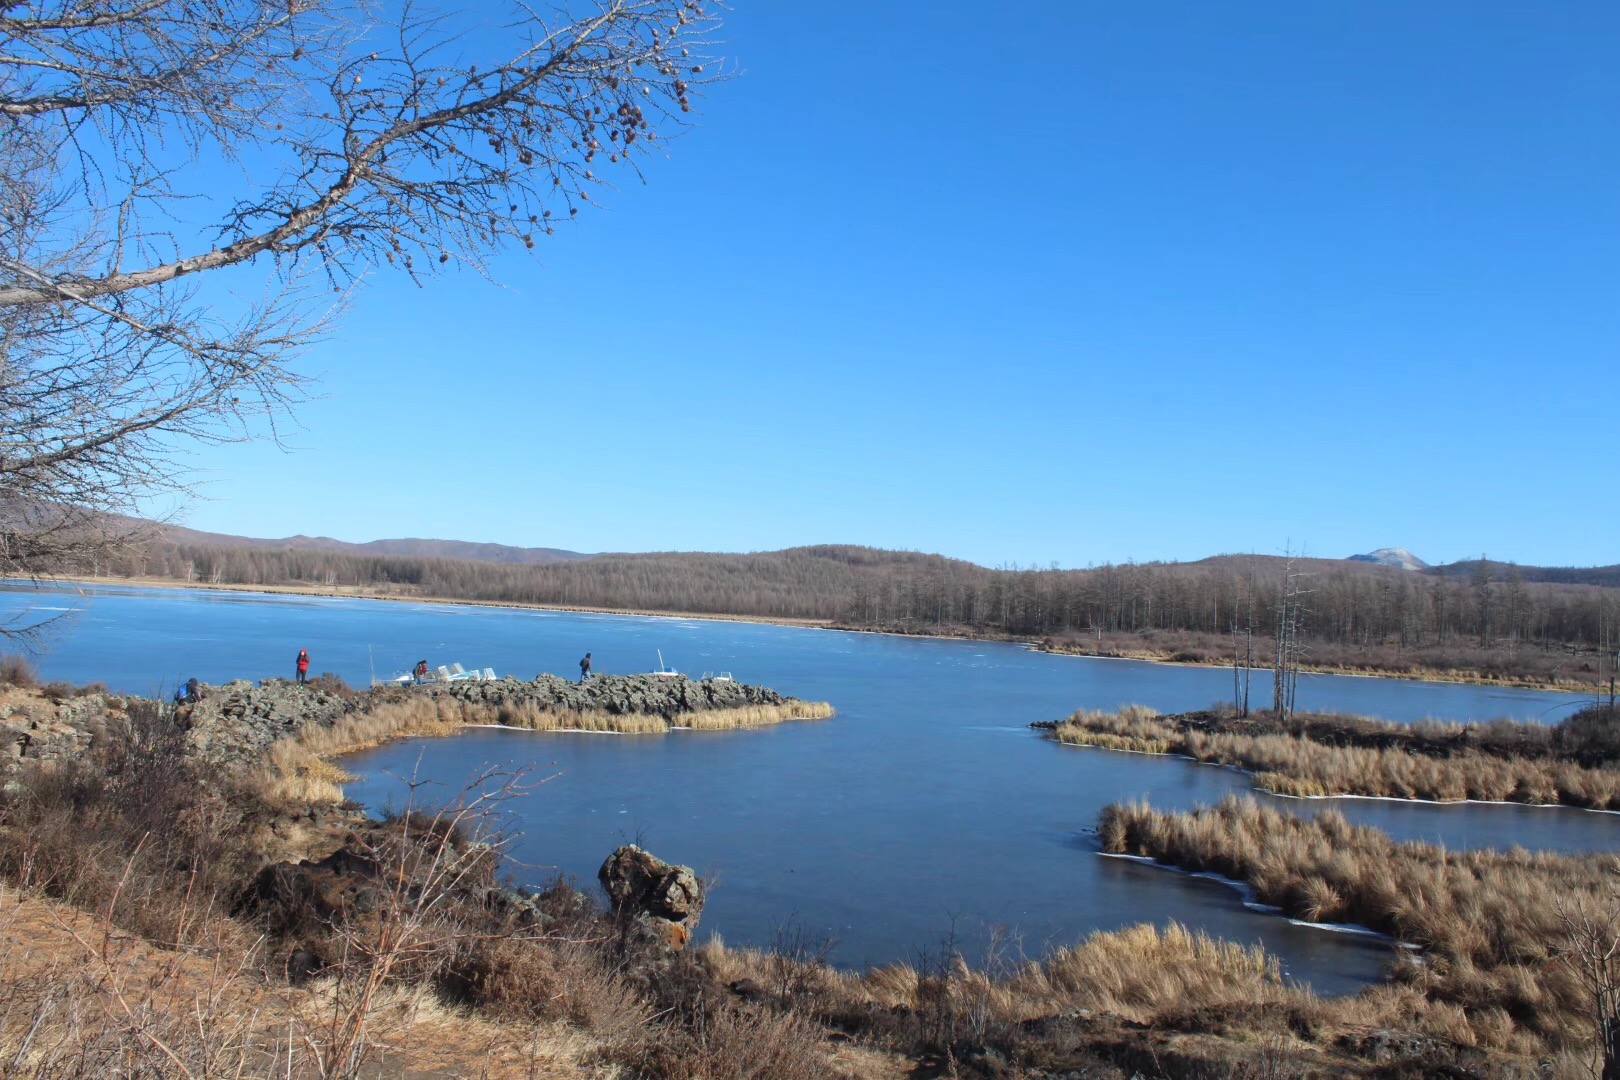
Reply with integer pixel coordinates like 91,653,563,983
175,647,599,701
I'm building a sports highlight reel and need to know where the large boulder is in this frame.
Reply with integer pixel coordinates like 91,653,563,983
598,844,705,951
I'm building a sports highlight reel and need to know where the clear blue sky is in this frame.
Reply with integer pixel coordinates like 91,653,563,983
175,1,1619,568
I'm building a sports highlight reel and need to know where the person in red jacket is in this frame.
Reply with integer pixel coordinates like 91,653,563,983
295,648,310,684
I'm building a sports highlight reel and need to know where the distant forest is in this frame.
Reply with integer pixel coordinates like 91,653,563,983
104,541,1620,659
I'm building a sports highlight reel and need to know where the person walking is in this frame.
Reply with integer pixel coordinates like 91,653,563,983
579,652,592,682
295,648,310,684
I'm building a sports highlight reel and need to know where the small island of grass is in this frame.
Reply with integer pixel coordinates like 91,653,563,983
1040,702,1620,809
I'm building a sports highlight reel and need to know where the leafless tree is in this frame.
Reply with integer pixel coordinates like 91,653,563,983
1556,889,1620,1079
1471,555,1494,648
0,0,720,621
1272,547,1310,721
1230,555,1254,716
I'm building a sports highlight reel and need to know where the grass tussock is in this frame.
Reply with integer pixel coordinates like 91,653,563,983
254,739,355,806
1100,795,1616,1054
1051,705,1620,808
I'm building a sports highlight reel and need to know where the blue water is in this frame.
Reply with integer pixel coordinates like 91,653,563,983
6,580,1609,995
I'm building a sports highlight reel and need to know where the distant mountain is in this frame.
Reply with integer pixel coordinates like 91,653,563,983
1348,547,1429,571
155,523,590,565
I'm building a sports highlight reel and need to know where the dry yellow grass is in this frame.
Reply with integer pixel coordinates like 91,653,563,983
1051,706,1620,808
0,884,603,1078
698,919,1298,1028
1099,796,1616,1054
677,700,836,730
256,695,834,804
253,738,355,805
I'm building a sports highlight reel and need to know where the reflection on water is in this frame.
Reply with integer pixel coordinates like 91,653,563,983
5,580,1607,995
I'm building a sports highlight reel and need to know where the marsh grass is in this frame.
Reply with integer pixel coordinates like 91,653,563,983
1099,796,1615,1053
1051,706,1620,808
256,695,834,805
699,920,1304,1033
677,701,836,730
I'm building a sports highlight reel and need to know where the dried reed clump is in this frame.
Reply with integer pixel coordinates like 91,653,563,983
1051,707,1620,809
1098,796,1615,1053
677,700,835,729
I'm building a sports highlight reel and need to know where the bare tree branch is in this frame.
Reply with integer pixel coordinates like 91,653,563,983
0,0,724,629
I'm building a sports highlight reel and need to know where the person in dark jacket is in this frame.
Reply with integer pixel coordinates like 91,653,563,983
184,677,200,703
295,648,310,684
579,652,592,682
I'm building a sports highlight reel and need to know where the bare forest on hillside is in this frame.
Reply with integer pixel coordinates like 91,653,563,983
95,541,1620,685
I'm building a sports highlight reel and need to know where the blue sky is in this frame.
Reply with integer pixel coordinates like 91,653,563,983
174,1,1619,568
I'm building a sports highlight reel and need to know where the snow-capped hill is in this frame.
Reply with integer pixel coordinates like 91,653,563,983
1348,548,1429,571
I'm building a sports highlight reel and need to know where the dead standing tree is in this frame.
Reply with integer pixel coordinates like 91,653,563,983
1230,555,1255,717
0,0,720,619
1271,548,1311,722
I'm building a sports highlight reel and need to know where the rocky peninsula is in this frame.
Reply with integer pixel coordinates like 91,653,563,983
176,671,833,769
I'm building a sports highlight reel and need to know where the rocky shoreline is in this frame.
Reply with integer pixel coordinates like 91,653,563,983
0,672,827,773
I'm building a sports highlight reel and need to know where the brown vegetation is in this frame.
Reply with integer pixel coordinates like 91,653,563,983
0,676,1597,1078
0,694,844,1078
0,653,37,689
1099,796,1617,1056
1043,626,1613,689
1048,703,1620,807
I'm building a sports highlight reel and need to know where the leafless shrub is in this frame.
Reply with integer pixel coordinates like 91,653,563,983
0,654,37,688
633,1001,831,1080
305,672,359,700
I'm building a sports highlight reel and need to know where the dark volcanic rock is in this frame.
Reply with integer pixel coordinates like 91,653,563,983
598,844,705,952
152,672,807,768
0,692,121,776
184,679,361,767
431,672,792,720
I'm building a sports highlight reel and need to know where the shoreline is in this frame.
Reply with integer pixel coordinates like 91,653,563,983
1037,641,1596,694
36,574,1595,695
